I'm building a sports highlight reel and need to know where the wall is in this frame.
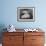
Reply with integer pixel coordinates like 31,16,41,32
0,0,46,29
0,0,46,43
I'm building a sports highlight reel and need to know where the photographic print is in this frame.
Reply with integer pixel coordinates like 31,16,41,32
17,7,35,22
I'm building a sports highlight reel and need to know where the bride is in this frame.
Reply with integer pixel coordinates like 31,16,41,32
20,9,33,19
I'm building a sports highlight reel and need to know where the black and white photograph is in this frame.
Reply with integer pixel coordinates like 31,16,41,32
17,7,35,22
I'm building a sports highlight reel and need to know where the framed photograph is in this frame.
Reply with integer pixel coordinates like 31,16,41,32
17,7,35,22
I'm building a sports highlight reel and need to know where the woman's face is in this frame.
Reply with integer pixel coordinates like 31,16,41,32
22,10,29,14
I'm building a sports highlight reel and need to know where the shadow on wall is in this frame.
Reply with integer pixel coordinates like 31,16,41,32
0,24,7,43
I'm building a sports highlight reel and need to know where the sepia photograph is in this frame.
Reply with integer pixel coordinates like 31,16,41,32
17,7,35,22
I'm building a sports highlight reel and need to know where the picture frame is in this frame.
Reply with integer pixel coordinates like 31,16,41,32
17,7,35,22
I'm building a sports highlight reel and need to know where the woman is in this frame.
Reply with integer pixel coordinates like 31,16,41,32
20,9,33,19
